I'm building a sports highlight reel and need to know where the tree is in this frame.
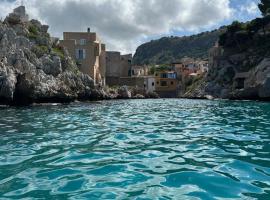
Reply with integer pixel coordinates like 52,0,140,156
149,65,156,75
258,0,270,16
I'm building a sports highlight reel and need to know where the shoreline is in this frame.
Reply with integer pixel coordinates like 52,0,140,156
1,97,269,108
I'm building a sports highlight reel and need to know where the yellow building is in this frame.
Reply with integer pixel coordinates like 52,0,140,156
59,28,106,86
155,71,178,97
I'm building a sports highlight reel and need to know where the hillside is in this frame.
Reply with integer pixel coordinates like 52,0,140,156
133,28,225,65
184,16,270,100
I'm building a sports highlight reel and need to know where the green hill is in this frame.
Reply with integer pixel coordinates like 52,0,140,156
133,28,225,65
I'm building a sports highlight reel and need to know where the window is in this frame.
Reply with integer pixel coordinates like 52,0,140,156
161,81,167,86
157,81,159,85
171,81,174,85
80,39,86,45
168,73,176,79
152,82,155,86
161,73,167,78
76,49,86,60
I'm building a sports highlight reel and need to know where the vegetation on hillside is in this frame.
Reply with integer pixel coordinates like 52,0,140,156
149,64,173,75
133,29,225,65
219,6,270,57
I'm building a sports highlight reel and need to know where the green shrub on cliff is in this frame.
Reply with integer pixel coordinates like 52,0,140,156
228,21,246,33
52,47,65,60
28,24,39,40
219,1,270,51
219,16,270,53
31,45,49,58
246,18,264,33
149,65,156,75
29,25,38,35
219,21,248,48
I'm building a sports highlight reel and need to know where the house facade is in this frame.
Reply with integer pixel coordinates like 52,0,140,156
105,51,132,86
144,76,156,93
59,29,106,86
131,65,150,77
154,71,178,97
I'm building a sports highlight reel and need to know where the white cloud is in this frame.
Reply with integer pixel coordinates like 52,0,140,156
1,0,234,53
242,1,259,15
240,1,259,15
232,0,260,22
247,3,259,15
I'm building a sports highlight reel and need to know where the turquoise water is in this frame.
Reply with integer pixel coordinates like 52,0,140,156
0,99,270,199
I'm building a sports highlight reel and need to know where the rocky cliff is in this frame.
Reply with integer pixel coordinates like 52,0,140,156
0,8,107,106
184,18,270,101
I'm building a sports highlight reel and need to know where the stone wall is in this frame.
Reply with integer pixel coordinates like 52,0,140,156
106,51,132,78
106,76,145,88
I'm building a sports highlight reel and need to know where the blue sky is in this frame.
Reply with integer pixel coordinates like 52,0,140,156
0,0,262,53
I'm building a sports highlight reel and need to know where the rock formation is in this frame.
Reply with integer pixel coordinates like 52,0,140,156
184,18,270,101
0,6,107,105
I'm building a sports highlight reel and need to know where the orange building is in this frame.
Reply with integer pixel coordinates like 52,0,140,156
155,71,178,97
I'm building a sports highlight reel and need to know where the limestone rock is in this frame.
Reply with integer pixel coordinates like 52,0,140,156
5,13,22,25
134,94,145,99
15,36,30,48
117,86,131,99
145,91,159,99
6,28,17,41
205,82,222,97
41,25,49,33
241,58,270,99
0,9,106,105
0,64,17,102
259,77,270,98
40,55,62,76
220,89,231,99
30,19,42,31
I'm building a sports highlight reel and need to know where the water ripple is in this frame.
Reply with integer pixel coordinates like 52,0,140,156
0,99,270,199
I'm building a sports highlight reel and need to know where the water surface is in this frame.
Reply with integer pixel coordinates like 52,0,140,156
0,99,270,199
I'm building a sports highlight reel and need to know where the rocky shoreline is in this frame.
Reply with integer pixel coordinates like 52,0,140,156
1,6,269,106
183,17,270,101
0,8,161,106
182,57,270,101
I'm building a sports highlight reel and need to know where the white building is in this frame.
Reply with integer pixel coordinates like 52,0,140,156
144,76,156,93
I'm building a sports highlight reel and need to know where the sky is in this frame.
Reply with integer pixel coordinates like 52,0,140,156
0,0,262,54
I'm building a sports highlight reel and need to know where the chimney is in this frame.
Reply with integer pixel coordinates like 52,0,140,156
87,28,90,33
